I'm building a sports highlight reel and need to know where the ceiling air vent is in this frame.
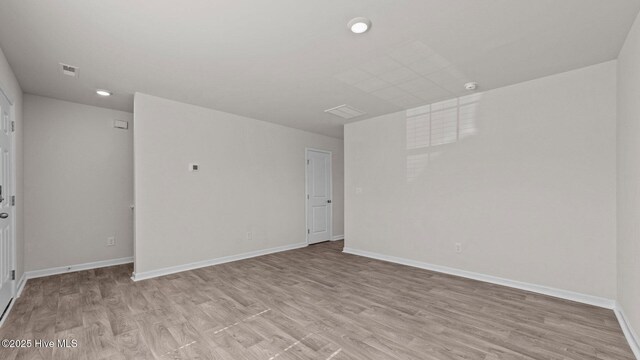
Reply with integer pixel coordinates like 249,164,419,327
59,63,79,77
324,104,366,119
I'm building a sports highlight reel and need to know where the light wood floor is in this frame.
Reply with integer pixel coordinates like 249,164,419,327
0,241,634,360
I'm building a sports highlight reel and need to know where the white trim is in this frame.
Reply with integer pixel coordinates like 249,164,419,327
342,247,615,309
15,272,26,298
0,296,15,327
0,85,17,318
10,95,17,307
331,235,344,241
1,258,133,327
305,148,333,245
615,302,640,359
132,242,307,281
25,257,133,279
0,273,28,327
0,83,13,105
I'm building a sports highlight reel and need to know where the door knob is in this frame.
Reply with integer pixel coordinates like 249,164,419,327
0,213,8,219
327,200,332,203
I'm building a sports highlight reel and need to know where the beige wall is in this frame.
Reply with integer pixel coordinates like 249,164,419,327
0,47,23,282
345,61,617,299
617,9,640,345
133,93,343,276
24,95,133,271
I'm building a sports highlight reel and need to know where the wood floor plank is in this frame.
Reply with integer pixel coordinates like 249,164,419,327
52,327,86,360
82,308,119,359
104,295,138,336
113,329,154,360
135,318,180,359
54,294,82,333
0,241,634,359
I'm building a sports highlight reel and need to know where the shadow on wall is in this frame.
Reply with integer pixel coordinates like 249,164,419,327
331,40,482,182
406,93,482,182
333,41,474,108
332,39,483,182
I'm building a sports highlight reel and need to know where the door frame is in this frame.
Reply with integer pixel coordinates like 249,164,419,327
0,84,16,320
305,148,333,245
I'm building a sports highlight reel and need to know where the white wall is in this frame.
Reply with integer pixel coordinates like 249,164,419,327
24,95,133,271
0,46,23,282
617,9,640,346
345,61,617,299
133,93,343,275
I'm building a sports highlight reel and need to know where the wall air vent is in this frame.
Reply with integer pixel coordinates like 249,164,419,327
59,63,79,77
324,104,366,119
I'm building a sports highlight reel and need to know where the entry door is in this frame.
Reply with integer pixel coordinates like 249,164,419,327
0,91,13,316
306,149,332,244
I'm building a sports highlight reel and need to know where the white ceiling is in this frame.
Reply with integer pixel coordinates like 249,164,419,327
0,0,638,138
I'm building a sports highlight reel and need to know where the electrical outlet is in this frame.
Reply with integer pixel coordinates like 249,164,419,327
246,232,252,241
455,243,462,253
107,237,115,246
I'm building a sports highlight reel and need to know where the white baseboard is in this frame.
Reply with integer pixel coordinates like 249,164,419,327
342,247,615,309
0,273,29,327
615,302,640,359
331,235,344,241
0,272,24,327
0,296,16,327
1,257,133,328
343,247,640,354
131,242,307,281
25,256,133,280
16,272,27,298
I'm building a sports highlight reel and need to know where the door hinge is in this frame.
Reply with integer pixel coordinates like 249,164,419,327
307,229,310,234
11,196,15,206
11,270,15,280
307,159,309,165
307,194,309,199
11,121,14,132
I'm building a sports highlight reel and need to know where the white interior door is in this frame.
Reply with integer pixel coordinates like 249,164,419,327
0,91,13,316
306,149,332,244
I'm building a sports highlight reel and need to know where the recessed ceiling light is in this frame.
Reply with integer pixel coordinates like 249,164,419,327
96,90,111,97
348,17,372,34
464,82,478,91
